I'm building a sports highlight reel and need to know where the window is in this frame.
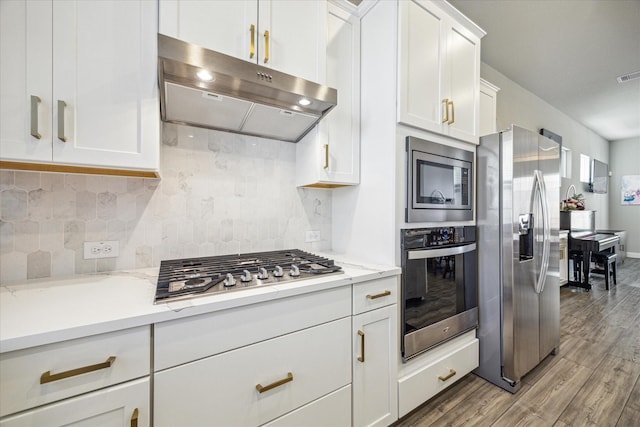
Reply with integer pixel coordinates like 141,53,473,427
560,147,572,179
579,154,590,183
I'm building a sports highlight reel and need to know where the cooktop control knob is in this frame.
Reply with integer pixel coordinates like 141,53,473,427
240,269,253,282
273,265,284,277
289,264,300,277
257,267,269,280
223,273,236,287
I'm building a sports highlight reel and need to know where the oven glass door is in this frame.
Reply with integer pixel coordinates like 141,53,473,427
413,151,471,210
403,244,477,337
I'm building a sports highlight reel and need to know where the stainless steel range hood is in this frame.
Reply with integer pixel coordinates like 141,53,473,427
158,34,337,143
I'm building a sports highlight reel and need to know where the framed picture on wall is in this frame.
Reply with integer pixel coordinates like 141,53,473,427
621,175,640,205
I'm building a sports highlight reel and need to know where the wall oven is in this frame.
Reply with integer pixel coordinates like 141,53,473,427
407,136,474,222
401,226,477,360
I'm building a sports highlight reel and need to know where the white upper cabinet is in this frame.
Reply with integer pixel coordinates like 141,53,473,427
398,0,484,144
0,0,160,176
479,78,500,137
159,0,327,84
296,3,360,187
1,1,52,163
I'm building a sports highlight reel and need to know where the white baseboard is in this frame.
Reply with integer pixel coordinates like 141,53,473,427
626,252,640,259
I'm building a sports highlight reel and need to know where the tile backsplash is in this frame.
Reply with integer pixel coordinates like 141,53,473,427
0,123,332,282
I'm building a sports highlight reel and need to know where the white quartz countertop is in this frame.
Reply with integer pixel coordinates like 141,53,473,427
0,258,400,353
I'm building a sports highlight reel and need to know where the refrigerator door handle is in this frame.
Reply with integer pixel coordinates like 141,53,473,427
531,170,551,294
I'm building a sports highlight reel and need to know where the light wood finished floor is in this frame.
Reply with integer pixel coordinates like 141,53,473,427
395,258,640,427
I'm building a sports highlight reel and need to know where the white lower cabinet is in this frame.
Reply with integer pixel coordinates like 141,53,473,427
0,378,149,427
353,305,398,427
0,326,150,426
351,276,399,427
397,332,479,418
154,317,351,426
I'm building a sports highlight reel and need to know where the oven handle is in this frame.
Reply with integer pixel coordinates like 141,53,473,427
407,243,476,260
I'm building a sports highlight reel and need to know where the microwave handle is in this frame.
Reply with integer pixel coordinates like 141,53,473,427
407,243,476,260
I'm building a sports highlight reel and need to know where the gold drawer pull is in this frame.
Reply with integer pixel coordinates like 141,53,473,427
366,290,391,300
441,98,449,123
256,372,293,393
40,356,116,384
131,408,139,427
250,24,256,59
57,100,67,142
438,368,457,382
30,95,42,139
447,99,455,125
357,330,365,363
264,30,270,64
324,144,329,169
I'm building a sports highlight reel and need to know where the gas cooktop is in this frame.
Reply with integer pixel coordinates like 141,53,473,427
154,249,342,303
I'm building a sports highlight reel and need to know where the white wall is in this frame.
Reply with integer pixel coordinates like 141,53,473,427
332,0,398,266
609,137,640,255
481,63,611,229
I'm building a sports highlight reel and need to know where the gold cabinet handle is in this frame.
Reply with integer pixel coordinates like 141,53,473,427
438,368,456,382
256,372,293,393
40,356,116,384
323,144,329,169
448,100,455,124
366,290,391,300
357,330,365,362
57,100,67,142
130,408,138,427
441,98,449,123
30,95,42,139
250,24,256,59
264,30,270,64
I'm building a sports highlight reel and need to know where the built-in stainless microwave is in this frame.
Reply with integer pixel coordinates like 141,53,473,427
407,136,474,222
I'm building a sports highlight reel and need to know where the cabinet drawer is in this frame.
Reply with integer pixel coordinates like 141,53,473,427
398,336,478,417
154,286,351,371
353,276,398,315
0,378,149,427
262,385,351,427
154,317,351,427
0,326,150,417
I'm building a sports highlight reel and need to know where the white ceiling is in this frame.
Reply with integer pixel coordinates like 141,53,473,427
448,0,640,142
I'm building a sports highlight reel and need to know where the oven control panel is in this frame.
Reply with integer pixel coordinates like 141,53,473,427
402,226,476,249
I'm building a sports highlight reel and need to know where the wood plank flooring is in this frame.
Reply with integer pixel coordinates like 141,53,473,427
395,258,640,427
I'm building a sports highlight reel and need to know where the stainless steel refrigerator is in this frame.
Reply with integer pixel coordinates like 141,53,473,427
475,125,560,393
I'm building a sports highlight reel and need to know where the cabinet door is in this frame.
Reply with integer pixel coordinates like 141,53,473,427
353,305,398,427
154,318,351,427
398,0,446,135
159,0,257,62
445,21,481,144
262,0,326,83
51,0,158,171
479,79,499,137
0,0,52,162
295,3,359,187
0,378,149,427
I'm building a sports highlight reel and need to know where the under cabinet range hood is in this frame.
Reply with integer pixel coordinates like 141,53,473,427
157,34,337,143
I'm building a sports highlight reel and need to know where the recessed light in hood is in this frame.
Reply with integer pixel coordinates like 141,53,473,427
157,34,337,143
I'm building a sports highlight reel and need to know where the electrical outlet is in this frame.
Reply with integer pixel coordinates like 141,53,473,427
83,241,120,259
305,230,321,242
